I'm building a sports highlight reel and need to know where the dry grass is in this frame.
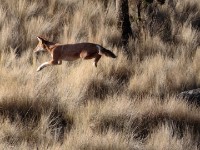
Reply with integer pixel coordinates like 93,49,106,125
0,0,200,149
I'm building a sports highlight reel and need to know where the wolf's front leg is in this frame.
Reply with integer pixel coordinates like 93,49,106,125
37,60,60,72
37,62,51,72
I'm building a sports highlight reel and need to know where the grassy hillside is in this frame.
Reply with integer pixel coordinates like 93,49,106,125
0,0,200,149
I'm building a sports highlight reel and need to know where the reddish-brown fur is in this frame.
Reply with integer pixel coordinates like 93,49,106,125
34,36,116,71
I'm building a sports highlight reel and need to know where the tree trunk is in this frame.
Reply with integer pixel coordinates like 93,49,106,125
116,0,133,50
137,0,142,22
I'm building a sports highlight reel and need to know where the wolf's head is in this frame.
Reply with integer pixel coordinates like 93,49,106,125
34,36,52,53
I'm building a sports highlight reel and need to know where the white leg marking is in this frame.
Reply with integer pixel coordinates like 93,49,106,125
93,62,96,67
58,60,62,65
37,62,50,72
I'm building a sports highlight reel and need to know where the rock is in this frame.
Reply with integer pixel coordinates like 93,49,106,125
178,88,200,105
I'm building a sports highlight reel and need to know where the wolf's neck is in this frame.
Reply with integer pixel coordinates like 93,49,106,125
46,43,57,53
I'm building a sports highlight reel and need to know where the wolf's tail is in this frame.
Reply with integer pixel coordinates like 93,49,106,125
97,45,117,58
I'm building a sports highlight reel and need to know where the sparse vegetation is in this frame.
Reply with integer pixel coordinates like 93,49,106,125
0,0,200,149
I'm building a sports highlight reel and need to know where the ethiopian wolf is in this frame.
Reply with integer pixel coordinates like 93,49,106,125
34,36,117,72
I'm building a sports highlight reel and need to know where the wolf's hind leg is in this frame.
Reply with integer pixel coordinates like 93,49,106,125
93,55,101,67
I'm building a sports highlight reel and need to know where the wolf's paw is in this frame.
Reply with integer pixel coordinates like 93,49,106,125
37,67,41,72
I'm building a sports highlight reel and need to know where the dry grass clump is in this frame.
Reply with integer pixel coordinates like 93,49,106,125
90,96,200,138
0,0,200,149
129,53,199,96
146,123,199,150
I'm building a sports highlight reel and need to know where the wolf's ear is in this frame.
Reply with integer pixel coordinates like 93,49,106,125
37,36,43,42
